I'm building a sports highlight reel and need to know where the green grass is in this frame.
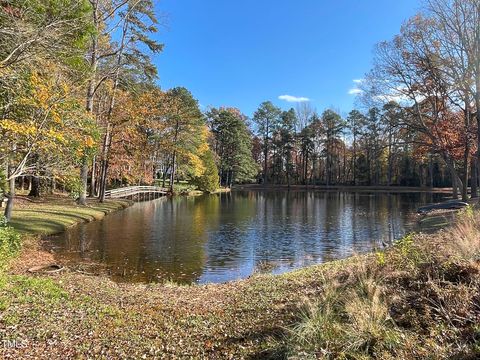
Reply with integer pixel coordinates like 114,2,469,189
9,199,131,235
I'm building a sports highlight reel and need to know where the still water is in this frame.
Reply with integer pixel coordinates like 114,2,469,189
49,191,444,284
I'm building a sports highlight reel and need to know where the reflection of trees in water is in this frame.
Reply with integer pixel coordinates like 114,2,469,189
201,192,261,281
53,191,446,284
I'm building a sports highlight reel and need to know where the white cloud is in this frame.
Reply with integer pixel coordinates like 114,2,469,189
348,88,363,95
348,79,364,96
278,95,310,103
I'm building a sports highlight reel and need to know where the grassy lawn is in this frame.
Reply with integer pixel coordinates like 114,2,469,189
8,196,131,235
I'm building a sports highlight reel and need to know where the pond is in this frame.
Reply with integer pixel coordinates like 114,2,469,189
49,190,445,284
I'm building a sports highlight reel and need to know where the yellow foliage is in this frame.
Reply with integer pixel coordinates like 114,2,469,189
84,136,95,148
188,152,206,177
198,126,211,155
0,119,36,136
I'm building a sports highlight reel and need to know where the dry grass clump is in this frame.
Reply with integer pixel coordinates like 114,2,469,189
287,272,403,359
285,209,480,359
441,208,480,262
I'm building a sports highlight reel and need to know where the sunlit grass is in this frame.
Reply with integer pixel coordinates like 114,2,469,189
9,198,130,235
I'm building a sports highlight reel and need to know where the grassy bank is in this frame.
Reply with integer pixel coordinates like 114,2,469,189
0,202,479,358
8,195,132,235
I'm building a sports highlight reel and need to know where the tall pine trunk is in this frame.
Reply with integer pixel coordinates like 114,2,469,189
80,2,98,206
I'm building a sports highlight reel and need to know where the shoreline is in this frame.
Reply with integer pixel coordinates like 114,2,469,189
9,185,230,237
233,184,454,193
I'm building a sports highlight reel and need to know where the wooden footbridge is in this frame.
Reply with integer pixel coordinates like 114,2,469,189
104,186,169,200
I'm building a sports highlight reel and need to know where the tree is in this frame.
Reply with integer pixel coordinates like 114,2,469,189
253,101,281,184
298,123,314,184
277,109,297,186
347,110,367,185
321,110,345,186
90,0,163,202
0,65,97,220
0,0,91,69
362,21,469,199
207,108,257,186
425,0,480,197
158,87,205,192
295,102,314,132
192,149,219,193
381,102,403,186
0,0,93,213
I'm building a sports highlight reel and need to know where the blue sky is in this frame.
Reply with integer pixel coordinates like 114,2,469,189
153,0,421,117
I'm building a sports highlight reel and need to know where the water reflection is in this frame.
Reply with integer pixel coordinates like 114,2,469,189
50,191,444,284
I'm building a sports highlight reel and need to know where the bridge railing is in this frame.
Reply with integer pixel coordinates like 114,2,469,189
104,186,169,199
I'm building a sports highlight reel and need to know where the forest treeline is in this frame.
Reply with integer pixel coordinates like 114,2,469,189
1,0,479,221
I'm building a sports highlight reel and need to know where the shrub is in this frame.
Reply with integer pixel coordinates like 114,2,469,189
0,216,21,271
376,251,386,267
62,175,83,199
391,233,426,269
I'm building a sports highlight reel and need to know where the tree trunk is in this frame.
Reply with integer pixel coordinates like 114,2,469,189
28,155,40,197
326,143,330,186
162,170,167,188
303,152,308,185
169,152,176,192
28,176,40,197
429,155,434,188
81,1,98,205
475,68,480,198
353,134,357,186
78,157,88,205
461,151,469,201
263,140,268,185
4,175,15,222
98,139,111,202
98,159,109,202
442,153,462,200
90,155,96,197
452,174,458,200
471,159,478,198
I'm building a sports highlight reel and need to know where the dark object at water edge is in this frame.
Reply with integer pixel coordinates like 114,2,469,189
417,200,468,214
28,264,64,274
